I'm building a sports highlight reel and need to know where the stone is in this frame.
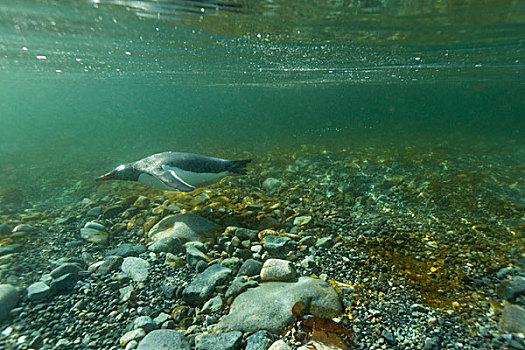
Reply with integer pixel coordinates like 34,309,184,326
50,273,79,293
165,253,186,268
262,178,283,195
500,304,525,333
260,259,296,282
97,255,124,275
106,244,146,258
134,316,157,332
0,224,11,235
237,259,263,277
103,205,125,218
153,313,171,326
245,331,274,350
148,214,220,243
27,281,51,302
182,264,232,307
80,227,109,244
201,295,223,314
49,263,82,279
0,284,19,322
231,227,258,241
148,237,183,254
133,196,150,209
13,224,36,233
120,285,136,302
298,236,316,247
120,329,146,347
216,277,342,333
122,257,150,283
86,206,103,218
263,235,292,259
497,276,525,302
195,331,243,350
84,221,106,231
186,245,210,267
136,329,190,350
0,244,22,257
293,216,312,226
315,236,335,249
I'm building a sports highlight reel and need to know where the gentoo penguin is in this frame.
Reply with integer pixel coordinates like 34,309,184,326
96,152,251,192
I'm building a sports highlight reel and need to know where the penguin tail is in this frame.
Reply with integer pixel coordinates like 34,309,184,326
228,159,251,175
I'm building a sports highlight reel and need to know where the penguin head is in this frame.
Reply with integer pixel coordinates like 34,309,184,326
96,164,140,182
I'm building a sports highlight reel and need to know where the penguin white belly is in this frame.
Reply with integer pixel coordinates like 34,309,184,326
163,165,229,188
138,173,176,191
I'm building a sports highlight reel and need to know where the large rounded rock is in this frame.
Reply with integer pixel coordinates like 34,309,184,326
122,257,150,283
148,214,220,243
137,329,190,350
0,284,19,321
216,277,342,333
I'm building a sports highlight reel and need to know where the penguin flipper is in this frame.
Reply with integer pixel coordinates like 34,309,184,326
151,167,196,192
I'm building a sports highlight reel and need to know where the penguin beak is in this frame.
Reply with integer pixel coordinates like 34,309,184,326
96,173,113,181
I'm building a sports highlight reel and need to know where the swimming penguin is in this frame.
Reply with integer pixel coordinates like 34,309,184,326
96,152,251,192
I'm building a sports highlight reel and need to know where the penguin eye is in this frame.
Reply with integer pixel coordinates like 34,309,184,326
115,164,126,172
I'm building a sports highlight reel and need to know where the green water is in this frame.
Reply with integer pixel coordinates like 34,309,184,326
0,0,524,205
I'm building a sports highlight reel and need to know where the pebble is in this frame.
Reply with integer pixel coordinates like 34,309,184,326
133,316,157,332
106,244,146,258
12,224,36,233
186,245,210,267
293,215,312,226
80,227,109,244
27,281,51,302
136,329,190,350
120,328,146,347
268,340,291,350
201,295,224,314
49,263,82,279
121,257,150,283
50,273,79,293
237,258,263,277
263,235,292,259
84,221,106,231
182,264,232,307
86,206,102,218
0,284,19,322
195,331,243,350
96,255,124,275
148,237,183,254
0,244,22,257
315,236,335,248
260,259,297,282
165,253,186,268
262,178,283,194
0,224,11,235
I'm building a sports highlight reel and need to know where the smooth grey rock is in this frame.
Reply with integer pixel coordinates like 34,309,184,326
260,259,296,282
148,214,220,243
220,257,242,272
122,257,150,283
263,235,292,259
27,281,51,302
216,277,342,333
134,316,157,332
0,244,22,257
182,264,232,307
497,276,525,302
106,244,146,258
80,227,109,244
246,331,274,350
195,331,243,350
121,329,146,347
97,255,124,275
231,227,259,241
103,205,125,218
315,236,335,249
49,263,82,279
500,304,525,333
148,237,182,254
50,273,79,293
0,284,19,322
153,313,171,326
13,224,36,233
137,329,190,350
237,259,263,277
